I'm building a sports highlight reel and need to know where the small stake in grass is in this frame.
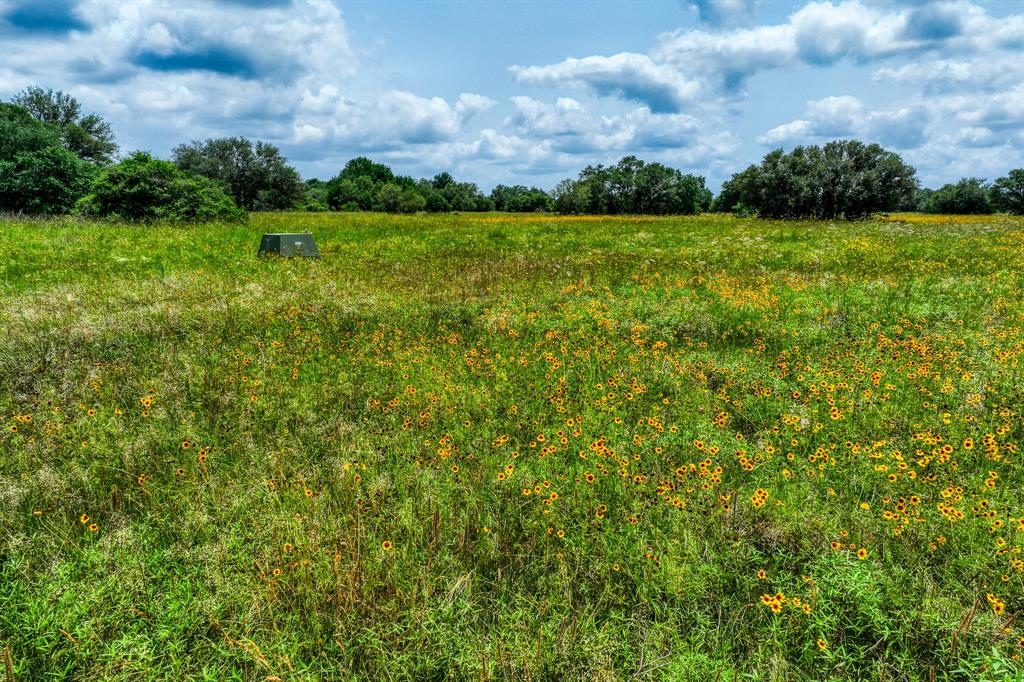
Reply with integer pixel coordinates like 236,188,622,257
258,233,320,259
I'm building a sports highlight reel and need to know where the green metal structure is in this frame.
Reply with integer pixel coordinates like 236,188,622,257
258,233,320,259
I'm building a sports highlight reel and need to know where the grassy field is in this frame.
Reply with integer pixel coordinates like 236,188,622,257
1,211,1023,681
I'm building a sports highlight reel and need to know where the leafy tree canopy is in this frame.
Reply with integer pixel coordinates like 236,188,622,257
0,103,97,214
490,184,553,212
990,169,1024,215
76,152,246,223
0,102,61,161
339,157,395,185
11,86,117,164
323,157,494,213
554,156,712,216
720,140,918,220
173,137,304,211
923,177,993,214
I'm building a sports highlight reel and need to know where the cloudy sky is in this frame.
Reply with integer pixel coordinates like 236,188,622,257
1,0,1022,191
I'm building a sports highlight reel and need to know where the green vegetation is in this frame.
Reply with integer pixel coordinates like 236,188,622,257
10,86,118,165
553,155,713,215
990,170,1024,215
0,102,98,215
76,152,246,223
900,172,1024,216
489,184,554,213
321,159,494,213
4,84,1023,222
923,178,994,215
173,137,305,212
716,140,918,219
1,212,1022,680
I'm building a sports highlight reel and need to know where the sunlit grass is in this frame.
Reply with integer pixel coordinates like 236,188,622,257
1,211,1022,680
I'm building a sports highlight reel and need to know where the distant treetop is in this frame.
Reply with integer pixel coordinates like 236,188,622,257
552,155,712,216
11,86,118,165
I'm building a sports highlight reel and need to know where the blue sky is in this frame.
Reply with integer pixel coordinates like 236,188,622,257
1,0,1022,191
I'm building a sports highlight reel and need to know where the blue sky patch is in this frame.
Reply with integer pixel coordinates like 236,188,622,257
2,0,87,34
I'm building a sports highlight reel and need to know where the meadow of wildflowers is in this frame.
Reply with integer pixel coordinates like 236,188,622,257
0,211,1022,680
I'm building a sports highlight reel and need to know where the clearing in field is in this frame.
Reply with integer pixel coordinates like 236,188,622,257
1,212,1022,680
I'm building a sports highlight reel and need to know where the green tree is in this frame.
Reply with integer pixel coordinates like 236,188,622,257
439,180,487,211
324,158,396,210
11,86,117,164
898,187,933,212
375,182,426,213
173,137,303,211
712,175,744,213
723,140,918,219
554,156,710,215
990,169,1024,215
417,179,450,212
491,184,553,212
0,103,97,214
76,152,245,222
552,178,590,215
327,176,376,210
924,177,993,214
431,172,455,190
324,158,494,213
0,146,97,215
339,157,395,184
301,179,330,212
0,103,60,159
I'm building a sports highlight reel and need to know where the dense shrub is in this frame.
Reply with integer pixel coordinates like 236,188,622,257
896,187,934,212
0,146,97,215
0,103,98,214
301,178,330,212
76,152,246,222
720,140,918,219
428,172,494,211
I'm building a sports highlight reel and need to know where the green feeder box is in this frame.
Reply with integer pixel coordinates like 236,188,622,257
258,233,320,258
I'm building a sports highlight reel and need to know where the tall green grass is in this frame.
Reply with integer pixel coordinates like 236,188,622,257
1,212,1022,680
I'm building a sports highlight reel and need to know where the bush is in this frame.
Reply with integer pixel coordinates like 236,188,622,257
0,145,97,215
76,152,246,222
0,103,97,214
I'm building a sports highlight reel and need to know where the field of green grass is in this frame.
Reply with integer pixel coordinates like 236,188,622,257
1,212,1023,681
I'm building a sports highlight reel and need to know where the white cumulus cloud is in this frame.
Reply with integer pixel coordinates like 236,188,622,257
511,53,701,113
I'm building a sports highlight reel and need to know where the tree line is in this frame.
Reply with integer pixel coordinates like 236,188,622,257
1,86,1021,221
899,175,1024,215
